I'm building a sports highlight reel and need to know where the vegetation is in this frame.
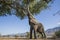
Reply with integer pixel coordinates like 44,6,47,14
0,34,1,37
55,31,60,38
0,0,52,19
26,32,30,38
0,0,52,39
14,35,19,39
26,32,42,38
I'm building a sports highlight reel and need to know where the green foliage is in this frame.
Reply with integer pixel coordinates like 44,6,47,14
0,0,14,16
26,32,30,38
55,31,60,38
0,0,52,19
14,35,19,39
0,33,1,37
23,0,34,4
29,0,47,14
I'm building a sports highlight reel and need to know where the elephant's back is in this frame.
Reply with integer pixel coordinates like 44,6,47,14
37,23,44,32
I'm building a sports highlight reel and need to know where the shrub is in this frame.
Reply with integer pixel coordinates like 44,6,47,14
55,30,60,38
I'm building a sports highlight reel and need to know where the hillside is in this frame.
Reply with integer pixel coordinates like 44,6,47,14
45,26,60,38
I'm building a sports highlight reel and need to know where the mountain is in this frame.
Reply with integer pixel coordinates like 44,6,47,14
45,26,60,38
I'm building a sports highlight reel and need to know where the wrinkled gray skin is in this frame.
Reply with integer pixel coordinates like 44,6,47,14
23,7,46,39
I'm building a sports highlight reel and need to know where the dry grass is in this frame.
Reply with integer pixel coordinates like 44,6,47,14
0,37,60,40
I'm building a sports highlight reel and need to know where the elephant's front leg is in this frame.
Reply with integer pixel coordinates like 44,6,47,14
30,27,33,39
34,30,37,39
34,25,38,39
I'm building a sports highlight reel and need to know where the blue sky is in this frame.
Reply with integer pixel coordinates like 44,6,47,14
0,0,60,35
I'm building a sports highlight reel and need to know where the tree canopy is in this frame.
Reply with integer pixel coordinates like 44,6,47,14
0,0,52,19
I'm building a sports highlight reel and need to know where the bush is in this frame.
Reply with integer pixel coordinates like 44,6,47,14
55,30,60,38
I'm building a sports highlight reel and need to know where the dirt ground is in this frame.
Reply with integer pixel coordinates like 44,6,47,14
0,38,60,40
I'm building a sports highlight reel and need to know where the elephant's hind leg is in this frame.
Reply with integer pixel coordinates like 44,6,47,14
30,27,33,39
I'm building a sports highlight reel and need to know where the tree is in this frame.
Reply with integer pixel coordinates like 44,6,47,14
14,35,19,39
0,33,1,37
0,0,52,19
26,32,30,38
53,10,60,16
0,0,52,39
